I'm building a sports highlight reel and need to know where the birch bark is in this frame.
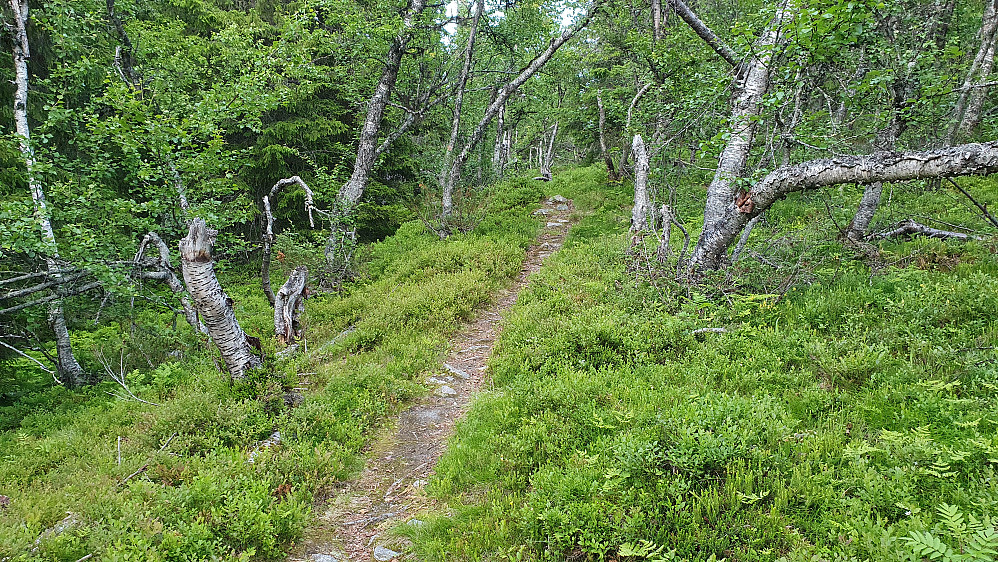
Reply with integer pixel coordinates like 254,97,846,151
10,0,85,386
179,220,262,379
688,1,789,270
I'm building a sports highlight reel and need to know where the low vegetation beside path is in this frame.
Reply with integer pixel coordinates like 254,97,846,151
0,180,545,561
404,166,998,562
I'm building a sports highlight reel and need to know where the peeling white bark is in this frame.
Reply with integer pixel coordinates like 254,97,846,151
338,0,428,209
949,0,998,143
690,1,789,270
274,267,308,345
10,0,85,386
179,219,262,379
630,134,651,232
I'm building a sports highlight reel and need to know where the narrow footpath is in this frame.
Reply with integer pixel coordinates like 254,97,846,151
291,196,575,562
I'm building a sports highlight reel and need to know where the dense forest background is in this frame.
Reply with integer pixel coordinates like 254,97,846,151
3,0,998,560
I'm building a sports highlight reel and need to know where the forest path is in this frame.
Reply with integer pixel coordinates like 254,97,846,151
291,196,575,562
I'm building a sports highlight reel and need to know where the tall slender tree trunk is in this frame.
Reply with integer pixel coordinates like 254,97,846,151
10,0,85,386
326,0,427,274
492,102,508,176
652,0,664,42
537,122,559,180
179,220,262,380
442,1,601,217
689,2,789,271
948,0,998,144
441,0,484,218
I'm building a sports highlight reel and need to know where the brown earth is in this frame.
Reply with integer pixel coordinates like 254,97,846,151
289,197,575,562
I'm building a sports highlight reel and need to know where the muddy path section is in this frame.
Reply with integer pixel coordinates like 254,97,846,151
291,196,575,562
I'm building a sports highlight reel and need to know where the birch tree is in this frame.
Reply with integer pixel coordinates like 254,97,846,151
8,0,85,386
439,0,603,221
326,0,428,276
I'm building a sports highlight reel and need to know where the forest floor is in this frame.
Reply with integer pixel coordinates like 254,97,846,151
290,196,576,562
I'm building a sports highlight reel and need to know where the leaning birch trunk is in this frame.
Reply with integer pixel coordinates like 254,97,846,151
689,1,789,271
180,219,262,380
261,176,314,305
134,232,206,334
948,0,998,144
630,134,652,233
846,182,883,240
275,267,308,345
440,0,484,218
327,0,427,273
690,141,998,270
443,1,600,209
10,0,85,386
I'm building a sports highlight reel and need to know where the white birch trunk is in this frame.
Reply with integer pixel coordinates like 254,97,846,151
948,0,998,143
135,232,206,334
537,122,559,180
10,0,85,386
630,134,651,232
618,83,652,179
179,219,262,379
596,91,618,180
261,176,314,305
689,1,789,270
327,0,427,276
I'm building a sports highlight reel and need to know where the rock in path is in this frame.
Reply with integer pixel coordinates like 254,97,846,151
373,546,401,561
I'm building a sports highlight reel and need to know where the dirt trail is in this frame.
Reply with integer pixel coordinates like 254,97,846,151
291,196,574,562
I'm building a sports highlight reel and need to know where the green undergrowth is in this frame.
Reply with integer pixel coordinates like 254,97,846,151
0,178,545,561
403,167,998,561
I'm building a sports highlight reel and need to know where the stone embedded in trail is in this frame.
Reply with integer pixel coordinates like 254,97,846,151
556,204,569,211
373,546,401,561
437,385,458,397
308,554,341,562
443,362,471,380
533,209,549,216
546,222,561,227
550,195,567,203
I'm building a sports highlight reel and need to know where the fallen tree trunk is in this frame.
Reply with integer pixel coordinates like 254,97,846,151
869,220,984,241
179,219,262,379
691,141,998,270
274,266,308,345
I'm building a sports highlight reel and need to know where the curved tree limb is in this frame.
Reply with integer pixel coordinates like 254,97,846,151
666,0,741,68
